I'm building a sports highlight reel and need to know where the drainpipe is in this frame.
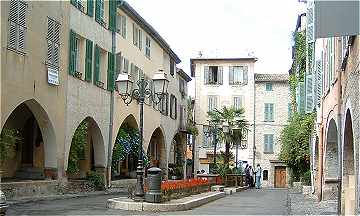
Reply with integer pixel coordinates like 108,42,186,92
337,59,342,215
252,77,256,167
107,30,116,187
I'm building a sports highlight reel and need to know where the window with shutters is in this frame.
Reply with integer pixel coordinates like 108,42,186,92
203,125,214,147
116,15,126,38
74,37,81,73
264,103,274,122
145,36,151,58
229,66,248,85
85,39,93,82
7,0,27,53
95,0,105,26
265,83,273,91
71,0,85,12
233,96,243,110
264,134,274,153
122,58,129,74
47,17,61,68
170,94,177,119
132,23,142,50
170,59,175,76
208,95,218,112
204,66,223,85
305,73,314,113
160,93,169,116
179,78,186,98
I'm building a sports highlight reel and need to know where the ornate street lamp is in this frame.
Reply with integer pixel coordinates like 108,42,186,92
116,70,169,202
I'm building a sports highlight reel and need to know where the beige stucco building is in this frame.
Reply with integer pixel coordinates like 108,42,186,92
190,57,257,173
0,0,191,198
254,74,290,188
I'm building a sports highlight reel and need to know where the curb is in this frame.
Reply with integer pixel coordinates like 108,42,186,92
107,191,226,212
7,189,127,206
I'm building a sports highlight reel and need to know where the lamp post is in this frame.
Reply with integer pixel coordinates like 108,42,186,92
232,127,248,169
116,70,169,202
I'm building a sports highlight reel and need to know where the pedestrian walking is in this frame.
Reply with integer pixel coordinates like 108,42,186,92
249,166,255,188
255,164,262,189
245,164,251,187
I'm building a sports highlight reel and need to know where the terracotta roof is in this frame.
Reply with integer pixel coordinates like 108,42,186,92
118,1,181,64
254,73,289,82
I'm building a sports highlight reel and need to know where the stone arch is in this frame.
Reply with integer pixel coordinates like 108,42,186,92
343,108,356,214
323,118,339,200
111,114,139,180
66,116,105,179
0,99,56,179
168,132,186,179
147,127,166,172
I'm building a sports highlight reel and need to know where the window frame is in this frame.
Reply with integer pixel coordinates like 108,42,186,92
264,103,274,122
265,83,273,91
145,36,151,58
7,0,27,54
264,134,274,153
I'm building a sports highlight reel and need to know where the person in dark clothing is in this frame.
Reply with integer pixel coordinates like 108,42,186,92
245,164,251,187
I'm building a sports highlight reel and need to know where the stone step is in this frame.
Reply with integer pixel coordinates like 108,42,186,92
15,167,45,180
211,185,225,192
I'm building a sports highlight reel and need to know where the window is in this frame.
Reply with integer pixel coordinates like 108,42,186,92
179,78,186,97
132,23,142,50
263,170,268,180
264,103,274,122
74,37,80,72
233,96,243,110
160,93,169,116
203,125,214,147
265,83,273,91
204,66,223,85
116,15,126,38
71,0,84,12
264,134,274,153
170,59,175,76
208,96,218,112
8,0,27,53
170,94,177,119
229,66,248,85
145,36,151,58
122,57,129,74
95,0,104,25
47,18,61,68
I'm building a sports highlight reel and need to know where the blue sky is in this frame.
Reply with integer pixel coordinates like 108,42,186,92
126,0,306,94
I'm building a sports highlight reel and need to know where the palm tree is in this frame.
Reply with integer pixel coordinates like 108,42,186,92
207,106,249,169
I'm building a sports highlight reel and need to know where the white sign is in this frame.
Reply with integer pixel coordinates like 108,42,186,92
47,67,59,86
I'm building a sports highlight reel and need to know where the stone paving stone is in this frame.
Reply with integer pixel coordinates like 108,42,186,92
288,192,337,215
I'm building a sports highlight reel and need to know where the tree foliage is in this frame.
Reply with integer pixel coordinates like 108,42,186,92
207,106,249,168
0,128,23,163
111,124,149,172
67,121,88,174
279,112,315,181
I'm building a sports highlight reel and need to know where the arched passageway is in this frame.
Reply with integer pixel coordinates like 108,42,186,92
168,133,185,180
343,109,355,214
111,115,140,180
147,127,166,174
66,117,105,179
0,99,56,180
323,118,338,200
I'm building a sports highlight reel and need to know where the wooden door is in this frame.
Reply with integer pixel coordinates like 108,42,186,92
274,167,287,188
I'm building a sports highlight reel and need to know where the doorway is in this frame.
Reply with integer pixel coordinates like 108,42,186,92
274,166,286,188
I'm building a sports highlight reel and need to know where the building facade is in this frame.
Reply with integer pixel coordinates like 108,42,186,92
254,74,290,188
190,58,257,173
0,0,191,196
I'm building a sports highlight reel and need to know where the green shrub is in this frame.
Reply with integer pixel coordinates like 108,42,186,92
302,169,311,186
86,171,105,191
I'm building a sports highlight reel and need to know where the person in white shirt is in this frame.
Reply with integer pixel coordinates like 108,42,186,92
255,164,262,189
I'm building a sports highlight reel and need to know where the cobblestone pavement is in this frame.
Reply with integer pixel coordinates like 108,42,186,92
288,191,337,215
8,188,290,215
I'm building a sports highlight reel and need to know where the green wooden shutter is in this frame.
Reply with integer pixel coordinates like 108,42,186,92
270,104,274,121
69,30,76,75
87,0,94,17
108,0,116,32
107,52,115,91
264,104,268,121
95,0,101,23
85,39,93,82
218,66,223,84
70,0,77,6
94,45,100,84
269,135,273,152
